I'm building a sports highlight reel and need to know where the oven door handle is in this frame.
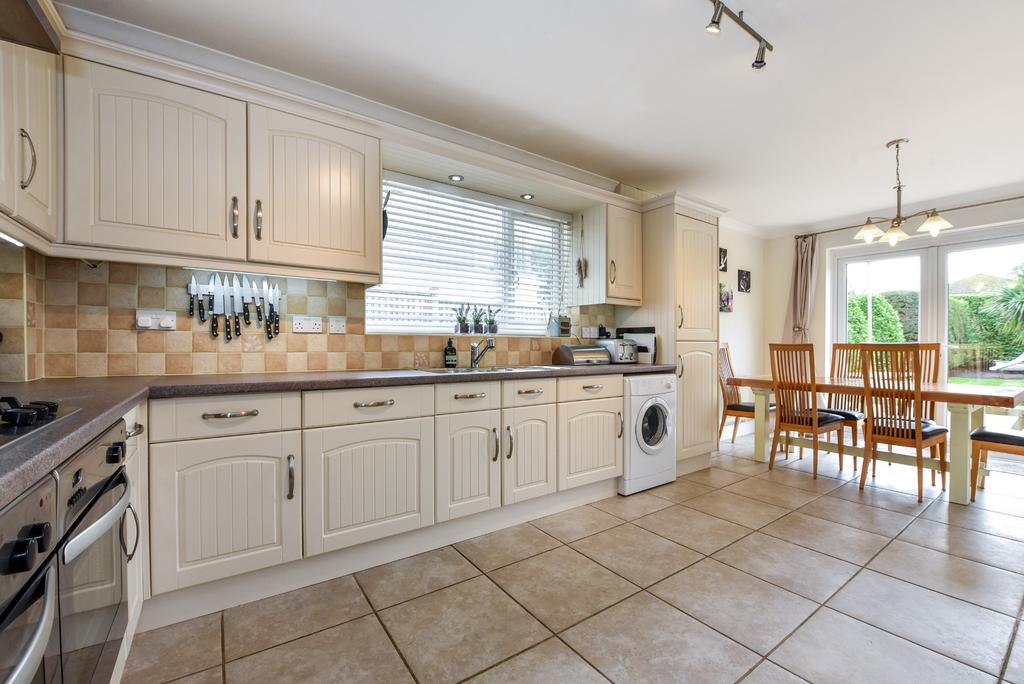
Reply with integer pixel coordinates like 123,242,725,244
7,566,57,684
63,473,131,565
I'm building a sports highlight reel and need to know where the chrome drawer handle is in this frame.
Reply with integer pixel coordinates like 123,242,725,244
677,355,684,378
609,259,617,284
230,196,239,238
126,422,145,438
286,455,295,500
492,427,499,462
582,384,604,391
506,425,514,459
254,199,263,240
202,409,259,420
19,128,37,189
455,392,486,400
119,502,141,562
617,412,623,438
678,304,684,329
353,399,395,408
517,388,544,396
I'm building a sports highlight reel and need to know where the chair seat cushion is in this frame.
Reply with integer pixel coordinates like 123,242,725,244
824,408,864,422
727,402,776,413
787,410,844,427
869,419,948,439
971,426,1024,447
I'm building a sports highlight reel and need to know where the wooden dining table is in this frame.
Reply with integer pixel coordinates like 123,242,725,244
727,374,1024,505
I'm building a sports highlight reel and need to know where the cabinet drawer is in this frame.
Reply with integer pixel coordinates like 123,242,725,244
501,378,557,407
434,381,501,414
149,393,300,443
557,374,623,402
303,385,434,427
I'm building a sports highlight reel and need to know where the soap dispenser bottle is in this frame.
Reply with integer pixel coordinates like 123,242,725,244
444,338,457,368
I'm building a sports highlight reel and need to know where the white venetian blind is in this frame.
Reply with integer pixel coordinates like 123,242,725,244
366,173,572,335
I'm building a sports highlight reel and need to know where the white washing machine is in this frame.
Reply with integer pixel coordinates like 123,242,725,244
619,373,677,495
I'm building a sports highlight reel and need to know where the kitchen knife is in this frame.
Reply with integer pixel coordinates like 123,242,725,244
232,275,243,336
264,280,274,340
273,285,281,337
240,276,252,325
211,274,224,338
207,274,217,327
252,279,263,323
224,286,233,342
188,276,198,319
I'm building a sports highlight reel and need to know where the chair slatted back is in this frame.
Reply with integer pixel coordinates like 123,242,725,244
828,343,863,413
919,343,941,420
770,343,818,428
860,343,925,445
718,344,743,406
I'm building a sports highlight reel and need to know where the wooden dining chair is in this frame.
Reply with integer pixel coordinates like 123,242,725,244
827,344,865,460
768,343,845,478
718,343,775,443
970,426,1024,500
919,343,945,486
858,344,949,502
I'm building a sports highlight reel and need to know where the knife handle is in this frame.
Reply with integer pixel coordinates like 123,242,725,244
266,310,274,340
242,302,250,325
225,316,232,341
188,291,194,317
198,297,206,323
274,311,280,336
234,314,241,337
211,313,219,338
255,303,263,323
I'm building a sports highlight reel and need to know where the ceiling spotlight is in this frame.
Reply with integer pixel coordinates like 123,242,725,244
917,210,952,237
520,193,535,201
752,40,767,69
706,1,723,33
448,174,464,182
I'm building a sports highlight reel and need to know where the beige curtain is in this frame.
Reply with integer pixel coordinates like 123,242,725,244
787,235,818,343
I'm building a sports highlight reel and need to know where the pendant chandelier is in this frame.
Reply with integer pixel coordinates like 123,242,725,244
854,138,953,246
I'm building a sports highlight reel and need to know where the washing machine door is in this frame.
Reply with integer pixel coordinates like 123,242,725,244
636,397,673,455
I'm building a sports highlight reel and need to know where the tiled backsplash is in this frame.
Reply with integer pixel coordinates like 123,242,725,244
0,247,613,381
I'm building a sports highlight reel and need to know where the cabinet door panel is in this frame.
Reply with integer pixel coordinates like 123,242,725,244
675,216,718,341
676,341,718,459
149,431,302,594
435,410,501,521
12,45,57,238
304,417,433,556
248,105,381,273
558,398,623,490
606,205,642,303
502,404,556,504
0,42,14,215
64,57,247,258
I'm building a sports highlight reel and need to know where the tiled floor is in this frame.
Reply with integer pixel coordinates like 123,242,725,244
124,435,1024,683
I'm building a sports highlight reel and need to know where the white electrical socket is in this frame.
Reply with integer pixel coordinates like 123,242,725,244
328,316,347,334
582,326,599,339
136,309,176,330
291,316,323,333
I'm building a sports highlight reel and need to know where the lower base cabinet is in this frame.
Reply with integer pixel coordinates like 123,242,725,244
557,398,624,490
501,404,557,504
304,417,434,556
677,340,719,459
435,410,501,522
149,431,302,594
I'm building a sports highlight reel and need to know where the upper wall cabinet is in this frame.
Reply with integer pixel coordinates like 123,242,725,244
574,203,642,306
675,216,718,341
247,105,381,274
0,41,58,239
64,57,248,260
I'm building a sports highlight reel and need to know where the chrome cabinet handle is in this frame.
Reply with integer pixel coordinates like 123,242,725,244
609,259,617,284
230,196,239,238
677,355,684,378
353,399,395,408
617,412,623,438
286,455,295,500
119,502,141,562
8,567,56,684
582,384,604,391
65,475,130,564
506,425,514,459
19,128,37,190
126,422,145,438
517,388,544,396
202,409,259,420
455,392,486,400
254,199,263,240
677,305,684,329
492,427,499,462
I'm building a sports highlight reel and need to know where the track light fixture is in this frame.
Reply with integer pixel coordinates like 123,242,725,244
702,0,774,70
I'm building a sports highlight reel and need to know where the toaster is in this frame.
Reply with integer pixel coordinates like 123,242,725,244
596,338,638,363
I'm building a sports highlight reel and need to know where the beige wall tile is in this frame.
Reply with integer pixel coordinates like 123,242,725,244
77,352,108,377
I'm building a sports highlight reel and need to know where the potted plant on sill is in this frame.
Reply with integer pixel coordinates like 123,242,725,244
471,306,485,334
485,306,501,334
453,304,470,334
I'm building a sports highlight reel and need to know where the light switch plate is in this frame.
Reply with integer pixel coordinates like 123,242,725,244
328,316,347,334
292,316,323,333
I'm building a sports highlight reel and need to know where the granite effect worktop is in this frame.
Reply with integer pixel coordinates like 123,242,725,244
0,364,676,508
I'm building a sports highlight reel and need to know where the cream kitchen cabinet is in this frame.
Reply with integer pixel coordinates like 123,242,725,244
435,409,502,521
574,203,642,306
0,41,58,239
149,431,302,594
501,403,557,504
676,341,719,459
304,417,434,556
247,104,381,273
675,216,718,341
557,397,623,490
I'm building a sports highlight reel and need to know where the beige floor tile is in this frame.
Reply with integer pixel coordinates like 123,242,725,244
968,470,1024,500
868,540,1024,616
681,467,750,488
682,489,790,529
1007,631,1024,684
756,467,846,494
923,499,1024,543
770,608,994,684
712,453,771,476
725,478,820,509
827,570,1015,676
741,660,807,683
562,592,759,683
489,546,638,631
355,546,479,609
712,532,859,603
168,667,222,684
123,612,222,684
223,575,370,660
454,523,561,572
590,492,674,520
778,450,858,481
862,460,944,500
761,512,889,564
571,523,703,587
531,505,623,543
650,558,816,655
828,480,931,516
634,504,751,555
951,487,1024,518
467,638,605,683
648,477,715,503
799,495,914,537
379,576,550,683
898,518,1024,574
225,614,412,684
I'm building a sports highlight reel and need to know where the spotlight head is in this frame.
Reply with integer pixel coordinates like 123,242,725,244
706,2,724,33
752,40,767,69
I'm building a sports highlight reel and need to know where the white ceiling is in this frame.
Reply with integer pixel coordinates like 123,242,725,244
57,0,1024,236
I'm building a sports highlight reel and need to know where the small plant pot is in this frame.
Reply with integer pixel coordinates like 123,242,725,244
487,323,498,334
473,323,484,334
458,322,469,334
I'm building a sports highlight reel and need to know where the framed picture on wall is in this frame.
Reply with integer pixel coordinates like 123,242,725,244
719,282,734,312
738,269,751,293
719,248,728,272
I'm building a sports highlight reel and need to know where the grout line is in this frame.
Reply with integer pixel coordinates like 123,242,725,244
220,612,226,684
351,572,420,684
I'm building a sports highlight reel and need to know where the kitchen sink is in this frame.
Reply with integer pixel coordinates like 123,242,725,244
419,365,564,374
